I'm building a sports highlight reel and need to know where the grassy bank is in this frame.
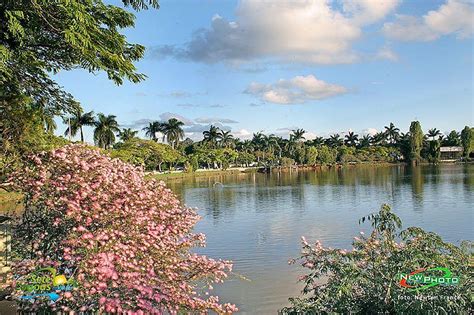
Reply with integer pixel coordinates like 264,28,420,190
150,163,404,181
150,168,258,181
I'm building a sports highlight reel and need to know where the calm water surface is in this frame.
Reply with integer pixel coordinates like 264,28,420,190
166,164,474,314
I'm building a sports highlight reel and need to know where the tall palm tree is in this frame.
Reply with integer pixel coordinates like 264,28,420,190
327,134,343,147
263,134,281,156
219,130,234,148
290,128,306,142
344,131,359,147
384,122,400,144
93,113,120,149
427,128,441,141
251,132,265,150
371,131,388,146
142,121,163,141
359,134,372,148
64,109,95,142
118,128,138,142
203,125,221,147
238,140,254,153
444,130,461,146
162,118,185,149
311,136,325,146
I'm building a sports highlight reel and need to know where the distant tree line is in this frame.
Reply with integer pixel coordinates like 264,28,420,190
2,98,473,175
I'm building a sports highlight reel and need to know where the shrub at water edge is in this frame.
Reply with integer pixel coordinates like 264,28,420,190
283,204,472,314
7,144,236,314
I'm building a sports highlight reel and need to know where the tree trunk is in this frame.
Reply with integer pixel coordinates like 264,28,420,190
80,127,84,142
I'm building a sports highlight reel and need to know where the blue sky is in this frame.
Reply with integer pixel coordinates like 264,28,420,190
55,0,473,142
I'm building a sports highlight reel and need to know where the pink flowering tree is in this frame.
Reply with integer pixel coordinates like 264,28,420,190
282,204,472,314
8,144,236,313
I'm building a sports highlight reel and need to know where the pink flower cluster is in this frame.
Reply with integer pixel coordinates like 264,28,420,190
10,144,237,313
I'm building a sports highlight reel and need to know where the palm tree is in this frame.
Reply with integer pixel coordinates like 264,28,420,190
384,123,400,144
290,128,306,142
142,121,163,141
238,140,254,153
371,131,387,146
327,134,343,147
118,128,138,142
219,130,234,148
64,109,95,142
203,125,221,147
311,136,325,146
344,131,359,147
427,128,441,141
444,130,461,146
161,118,184,149
263,134,281,157
359,134,372,148
251,132,265,150
93,113,120,149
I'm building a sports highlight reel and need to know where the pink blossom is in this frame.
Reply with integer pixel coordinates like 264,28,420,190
9,144,235,313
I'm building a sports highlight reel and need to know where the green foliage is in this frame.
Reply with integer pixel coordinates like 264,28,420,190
293,144,306,164
427,139,441,163
0,96,69,179
305,146,319,165
281,157,295,167
337,145,358,163
63,108,95,142
162,118,185,149
191,148,238,169
317,145,337,165
118,128,138,142
460,126,473,158
111,138,181,171
1,0,158,114
237,151,255,167
283,204,473,314
409,121,424,163
444,130,461,146
356,146,400,163
93,113,120,149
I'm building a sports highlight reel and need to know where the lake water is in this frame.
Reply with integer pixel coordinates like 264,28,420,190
166,164,474,314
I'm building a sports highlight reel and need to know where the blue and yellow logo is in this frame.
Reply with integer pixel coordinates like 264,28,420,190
17,267,78,301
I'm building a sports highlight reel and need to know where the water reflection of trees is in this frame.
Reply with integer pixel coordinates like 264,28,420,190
163,165,472,221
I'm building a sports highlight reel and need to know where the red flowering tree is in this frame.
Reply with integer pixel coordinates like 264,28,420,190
8,144,236,313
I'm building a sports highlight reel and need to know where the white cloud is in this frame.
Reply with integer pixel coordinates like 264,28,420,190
244,75,347,104
121,118,154,129
195,117,239,124
232,129,252,140
159,112,194,125
153,0,399,65
362,128,378,136
375,46,398,61
383,0,474,41
343,0,400,25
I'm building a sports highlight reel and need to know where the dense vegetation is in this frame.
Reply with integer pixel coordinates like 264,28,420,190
282,204,473,314
8,145,236,313
73,118,473,171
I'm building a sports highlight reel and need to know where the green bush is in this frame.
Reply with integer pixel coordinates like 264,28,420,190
281,157,295,167
111,138,182,171
283,204,472,314
317,146,337,165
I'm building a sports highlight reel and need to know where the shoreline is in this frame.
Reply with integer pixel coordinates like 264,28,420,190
150,161,472,181
149,161,450,181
